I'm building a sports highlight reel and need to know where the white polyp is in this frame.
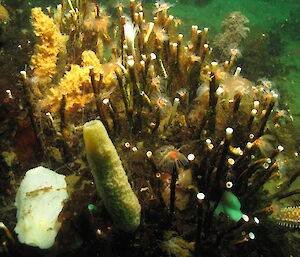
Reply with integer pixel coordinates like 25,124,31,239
146,151,153,158
278,145,284,152
248,232,255,240
211,61,218,73
242,214,250,222
254,217,260,224
171,44,177,55
127,59,135,67
173,97,180,105
140,60,145,67
263,163,269,169
20,70,27,79
226,127,233,140
197,192,205,200
234,67,242,76
226,181,233,189
102,98,109,104
253,100,260,109
251,109,258,116
228,158,235,165
150,53,156,60
6,89,12,99
226,127,233,135
211,61,218,65
187,153,195,161
46,112,54,123
236,147,243,155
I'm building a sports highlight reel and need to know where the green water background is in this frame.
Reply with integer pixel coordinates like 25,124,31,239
162,0,300,129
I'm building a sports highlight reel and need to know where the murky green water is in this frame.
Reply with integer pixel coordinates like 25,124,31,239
0,1,299,257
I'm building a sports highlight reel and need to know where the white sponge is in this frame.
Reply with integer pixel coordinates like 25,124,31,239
14,166,68,249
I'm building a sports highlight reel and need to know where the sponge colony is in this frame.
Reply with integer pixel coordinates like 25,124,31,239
14,166,69,249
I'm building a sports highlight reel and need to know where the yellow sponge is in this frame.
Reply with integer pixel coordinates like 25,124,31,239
83,120,141,232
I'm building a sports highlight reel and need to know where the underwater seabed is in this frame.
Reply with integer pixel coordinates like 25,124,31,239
0,0,300,257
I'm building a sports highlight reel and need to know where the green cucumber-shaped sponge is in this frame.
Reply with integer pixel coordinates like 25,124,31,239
83,120,141,232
